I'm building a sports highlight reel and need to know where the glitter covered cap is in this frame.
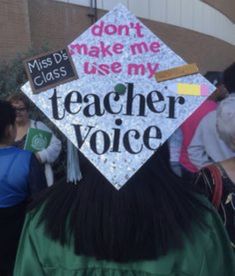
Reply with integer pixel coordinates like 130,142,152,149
21,4,215,189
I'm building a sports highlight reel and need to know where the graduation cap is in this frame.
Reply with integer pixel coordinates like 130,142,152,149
21,4,215,189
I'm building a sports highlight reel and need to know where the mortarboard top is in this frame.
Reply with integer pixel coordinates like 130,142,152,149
21,4,215,189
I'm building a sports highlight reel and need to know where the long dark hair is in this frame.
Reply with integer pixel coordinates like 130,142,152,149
30,143,206,262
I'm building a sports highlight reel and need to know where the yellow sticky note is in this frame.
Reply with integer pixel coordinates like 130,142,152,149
178,83,200,96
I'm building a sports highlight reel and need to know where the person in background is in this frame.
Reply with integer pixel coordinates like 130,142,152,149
188,64,235,170
180,71,226,176
0,100,47,276
8,93,62,186
13,150,235,275
168,71,226,179
194,95,235,248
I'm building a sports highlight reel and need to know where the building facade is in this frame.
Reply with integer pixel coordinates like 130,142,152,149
1,0,235,73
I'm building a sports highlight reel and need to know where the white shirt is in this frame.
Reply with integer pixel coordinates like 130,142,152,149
188,111,235,169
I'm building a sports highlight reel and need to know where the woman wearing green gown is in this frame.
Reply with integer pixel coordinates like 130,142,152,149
13,148,235,276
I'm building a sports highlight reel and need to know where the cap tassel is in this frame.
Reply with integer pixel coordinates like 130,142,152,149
67,139,82,184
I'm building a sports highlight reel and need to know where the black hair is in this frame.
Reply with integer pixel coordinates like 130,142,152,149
7,92,30,110
223,62,235,93
31,145,207,262
0,100,16,142
204,71,223,87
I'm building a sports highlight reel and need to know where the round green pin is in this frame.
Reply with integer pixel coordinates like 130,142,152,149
114,83,126,95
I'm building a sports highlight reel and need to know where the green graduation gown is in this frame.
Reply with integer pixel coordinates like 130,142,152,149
14,198,235,276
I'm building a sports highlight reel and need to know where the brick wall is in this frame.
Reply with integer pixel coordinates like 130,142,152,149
28,0,93,51
0,0,31,61
0,0,235,73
